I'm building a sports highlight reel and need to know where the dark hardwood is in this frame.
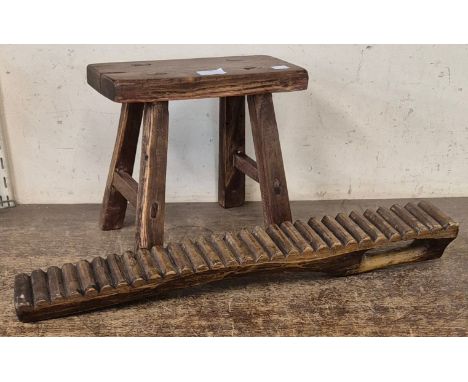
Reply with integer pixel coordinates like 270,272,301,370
100,103,143,230
218,96,245,208
233,153,259,182
87,55,308,102
113,170,138,207
135,102,169,249
248,93,292,225
13,201,459,323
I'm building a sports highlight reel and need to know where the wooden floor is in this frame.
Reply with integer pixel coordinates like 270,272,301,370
1,198,466,336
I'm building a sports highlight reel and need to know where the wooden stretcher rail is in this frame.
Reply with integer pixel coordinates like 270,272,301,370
113,170,138,207
233,153,259,182
14,201,459,322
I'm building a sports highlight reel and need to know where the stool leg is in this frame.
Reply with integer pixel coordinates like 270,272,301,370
247,93,292,225
100,103,143,230
218,96,245,208
135,102,169,249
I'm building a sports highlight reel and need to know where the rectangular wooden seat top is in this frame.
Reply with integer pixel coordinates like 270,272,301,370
87,55,308,102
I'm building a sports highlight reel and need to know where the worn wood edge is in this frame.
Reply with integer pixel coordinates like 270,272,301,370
345,238,453,276
86,64,102,92
14,202,459,322
87,55,309,103
99,71,308,103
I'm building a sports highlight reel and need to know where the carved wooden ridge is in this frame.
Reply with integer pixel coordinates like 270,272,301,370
14,201,458,322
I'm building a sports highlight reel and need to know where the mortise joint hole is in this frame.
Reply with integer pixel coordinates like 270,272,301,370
150,203,159,219
273,178,281,195
244,66,256,70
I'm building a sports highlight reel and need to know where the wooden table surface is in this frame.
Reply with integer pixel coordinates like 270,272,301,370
1,198,466,336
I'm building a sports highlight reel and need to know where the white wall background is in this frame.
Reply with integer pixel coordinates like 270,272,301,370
0,45,467,204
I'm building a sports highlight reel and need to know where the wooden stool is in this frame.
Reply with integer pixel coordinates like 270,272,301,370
87,55,308,250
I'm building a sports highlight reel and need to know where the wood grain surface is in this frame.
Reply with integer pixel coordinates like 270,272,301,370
87,55,308,102
135,102,169,249
100,103,143,230
1,198,466,335
248,93,292,225
218,96,245,208
13,200,458,322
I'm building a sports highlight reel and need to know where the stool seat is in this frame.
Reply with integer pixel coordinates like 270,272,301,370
87,55,308,102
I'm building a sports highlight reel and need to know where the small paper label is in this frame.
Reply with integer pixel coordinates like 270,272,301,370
196,68,226,76
271,65,289,70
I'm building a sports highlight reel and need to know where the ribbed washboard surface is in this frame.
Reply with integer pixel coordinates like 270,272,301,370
14,201,458,322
